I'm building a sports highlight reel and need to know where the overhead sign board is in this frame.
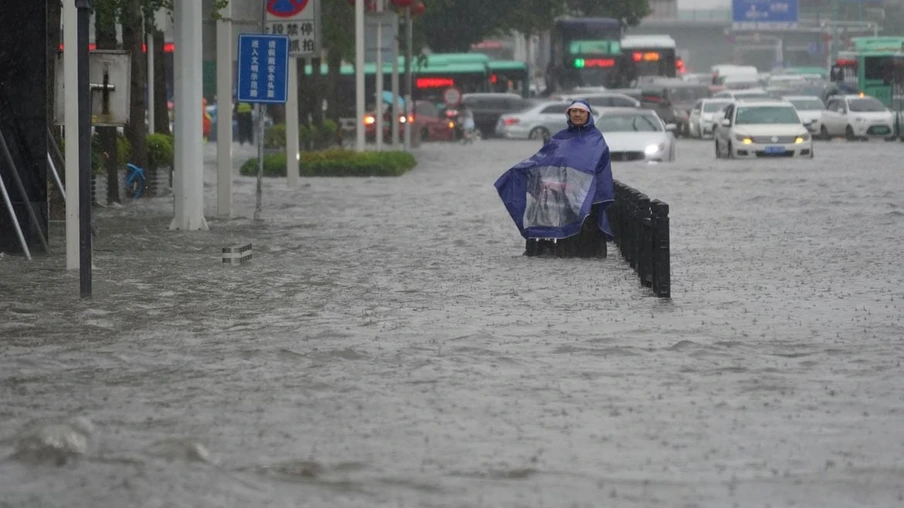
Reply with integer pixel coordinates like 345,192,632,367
236,34,290,104
265,0,320,57
732,0,799,30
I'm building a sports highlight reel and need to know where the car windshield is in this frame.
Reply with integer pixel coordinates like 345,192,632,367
703,101,730,112
597,114,662,132
735,106,801,125
788,99,825,110
848,98,886,112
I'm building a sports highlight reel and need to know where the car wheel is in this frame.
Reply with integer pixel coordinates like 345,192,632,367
820,125,830,140
845,125,857,141
529,127,550,140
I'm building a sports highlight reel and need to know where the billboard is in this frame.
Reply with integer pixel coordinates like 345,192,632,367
732,0,798,30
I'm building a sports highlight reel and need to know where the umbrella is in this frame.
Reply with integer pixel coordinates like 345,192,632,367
380,91,405,108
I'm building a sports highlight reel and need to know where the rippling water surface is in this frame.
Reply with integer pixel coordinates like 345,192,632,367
2,139,904,507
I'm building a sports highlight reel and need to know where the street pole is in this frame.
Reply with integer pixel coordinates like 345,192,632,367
76,0,93,299
64,0,79,270
355,0,365,151
255,0,265,220
403,6,412,151
286,57,299,187
391,16,400,148
147,16,155,134
216,0,234,215
376,0,384,151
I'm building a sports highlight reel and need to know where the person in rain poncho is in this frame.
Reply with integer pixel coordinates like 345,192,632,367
494,99,615,248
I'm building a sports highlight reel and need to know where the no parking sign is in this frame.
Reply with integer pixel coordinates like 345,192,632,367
266,0,320,57
443,87,462,107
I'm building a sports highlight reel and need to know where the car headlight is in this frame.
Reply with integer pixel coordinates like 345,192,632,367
644,143,665,155
734,134,753,144
794,134,810,143
855,117,866,122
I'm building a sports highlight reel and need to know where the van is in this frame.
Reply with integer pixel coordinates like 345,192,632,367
710,65,758,86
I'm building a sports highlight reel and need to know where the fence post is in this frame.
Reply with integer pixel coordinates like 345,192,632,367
652,199,671,298
637,193,651,287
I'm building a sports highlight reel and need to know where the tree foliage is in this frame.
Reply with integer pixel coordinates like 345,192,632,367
418,0,652,52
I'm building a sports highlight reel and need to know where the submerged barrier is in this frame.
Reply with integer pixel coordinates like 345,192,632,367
607,180,671,298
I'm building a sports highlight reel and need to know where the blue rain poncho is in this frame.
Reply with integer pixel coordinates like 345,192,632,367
494,99,614,240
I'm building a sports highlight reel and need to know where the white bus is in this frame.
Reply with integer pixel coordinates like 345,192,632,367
621,35,679,78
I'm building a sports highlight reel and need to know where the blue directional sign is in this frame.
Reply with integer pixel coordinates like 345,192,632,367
732,0,798,29
236,34,290,104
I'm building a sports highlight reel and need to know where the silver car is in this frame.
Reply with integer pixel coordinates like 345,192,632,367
551,91,641,109
596,108,677,162
688,98,732,139
783,95,826,135
496,101,583,140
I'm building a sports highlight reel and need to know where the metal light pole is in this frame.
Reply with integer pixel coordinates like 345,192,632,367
76,0,93,298
255,0,265,221
356,0,365,151
403,6,412,151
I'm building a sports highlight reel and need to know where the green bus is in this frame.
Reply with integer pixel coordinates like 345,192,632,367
303,54,493,110
831,36,904,106
487,60,530,98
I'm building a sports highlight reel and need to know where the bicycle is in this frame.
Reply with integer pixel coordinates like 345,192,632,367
124,163,146,199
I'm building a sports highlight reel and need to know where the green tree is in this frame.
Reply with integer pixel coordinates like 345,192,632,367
566,0,652,28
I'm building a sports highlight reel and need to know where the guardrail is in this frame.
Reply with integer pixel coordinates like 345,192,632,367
607,180,671,298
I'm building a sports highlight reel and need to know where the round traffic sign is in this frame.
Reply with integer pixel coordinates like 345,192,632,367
443,87,462,107
267,0,309,18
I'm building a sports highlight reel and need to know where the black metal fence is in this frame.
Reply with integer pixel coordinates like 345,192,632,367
607,180,671,298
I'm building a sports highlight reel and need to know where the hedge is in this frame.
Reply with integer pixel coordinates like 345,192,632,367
240,149,416,177
264,119,339,150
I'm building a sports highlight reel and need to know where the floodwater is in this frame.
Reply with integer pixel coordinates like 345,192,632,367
2,138,904,507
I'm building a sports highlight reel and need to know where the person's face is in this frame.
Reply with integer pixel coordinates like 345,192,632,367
568,108,589,126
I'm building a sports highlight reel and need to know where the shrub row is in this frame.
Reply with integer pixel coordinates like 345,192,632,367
264,120,339,150
240,149,416,177
82,132,175,175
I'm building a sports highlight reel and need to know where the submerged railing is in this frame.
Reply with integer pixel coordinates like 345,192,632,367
607,180,671,298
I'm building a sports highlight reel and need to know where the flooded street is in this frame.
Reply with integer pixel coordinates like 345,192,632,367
2,138,904,507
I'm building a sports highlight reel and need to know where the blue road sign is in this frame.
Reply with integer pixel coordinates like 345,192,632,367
236,34,289,104
732,0,799,29
267,0,309,18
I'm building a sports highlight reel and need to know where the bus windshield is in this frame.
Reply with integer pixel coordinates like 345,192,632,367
629,49,677,78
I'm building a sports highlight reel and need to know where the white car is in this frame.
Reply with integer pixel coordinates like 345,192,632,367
820,94,896,140
596,108,676,162
688,98,732,138
784,95,826,135
712,88,773,100
714,99,813,159
495,101,603,140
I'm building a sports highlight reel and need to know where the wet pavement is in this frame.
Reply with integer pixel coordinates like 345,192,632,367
2,138,904,507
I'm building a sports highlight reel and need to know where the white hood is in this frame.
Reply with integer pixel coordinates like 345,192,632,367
796,111,823,122
850,111,894,121
732,124,808,137
601,131,670,152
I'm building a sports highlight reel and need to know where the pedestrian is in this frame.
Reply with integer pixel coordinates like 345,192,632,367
235,101,254,145
494,99,614,257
